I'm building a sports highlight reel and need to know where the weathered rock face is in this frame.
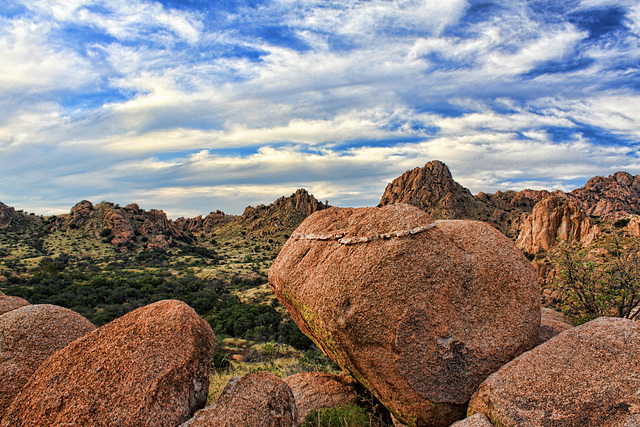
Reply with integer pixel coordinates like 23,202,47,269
181,371,297,427
0,202,20,229
176,210,235,233
379,161,483,221
449,414,494,427
539,307,573,344
51,201,188,251
516,196,600,254
0,293,30,315
269,204,540,427
469,317,640,426
284,372,360,422
1,300,215,427
571,171,640,218
0,304,95,419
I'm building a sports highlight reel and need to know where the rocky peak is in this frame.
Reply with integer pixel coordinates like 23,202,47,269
570,171,640,218
0,202,19,230
516,196,600,254
239,189,330,237
271,188,328,216
379,161,483,220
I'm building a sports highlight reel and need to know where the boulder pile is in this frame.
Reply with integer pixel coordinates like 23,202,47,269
269,204,541,426
1,300,215,427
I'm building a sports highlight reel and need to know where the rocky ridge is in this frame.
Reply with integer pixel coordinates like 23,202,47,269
381,161,640,252
29,189,329,252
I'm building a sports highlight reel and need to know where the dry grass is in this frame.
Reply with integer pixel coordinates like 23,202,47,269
207,342,341,405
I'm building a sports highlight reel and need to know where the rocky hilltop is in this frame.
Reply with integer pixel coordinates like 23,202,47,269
2,189,329,253
379,161,484,220
381,161,640,253
0,203,35,231
48,201,189,251
570,171,640,218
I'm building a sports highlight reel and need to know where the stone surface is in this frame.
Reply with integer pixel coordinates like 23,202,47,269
181,371,297,427
0,304,95,419
0,293,30,315
570,171,640,218
538,307,573,344
449,414,494,427
1,300,215,427
284,372,360,422
516,196,600,254
469,317,640,426
269,204,540,427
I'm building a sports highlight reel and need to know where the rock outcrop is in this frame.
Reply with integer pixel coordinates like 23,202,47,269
269,204,540,427
51,201,188,251
571,171,640,218
0,292,30,315
379,161,483,221
469,317,640,426
0,202,20,230
176,210,235,233
1,300,215,427
539,307,573,344
284,372,360,422
181,371,297,427
0,304,95,419
515,196,600,254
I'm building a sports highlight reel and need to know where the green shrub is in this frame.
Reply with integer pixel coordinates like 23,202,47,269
302,403,369,427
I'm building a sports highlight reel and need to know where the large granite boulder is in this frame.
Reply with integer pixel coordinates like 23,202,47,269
0,292,30,315
269,204,540,427
284,372,360,423
1,300,215,427
181,371,297,427
469,317,640,426
0,304,95,419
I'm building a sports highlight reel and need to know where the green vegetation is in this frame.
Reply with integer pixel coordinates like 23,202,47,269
551,227,640,324
302,404,370,427
207,343,339,403
0,208,314,351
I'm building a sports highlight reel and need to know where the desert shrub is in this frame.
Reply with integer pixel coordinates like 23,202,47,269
552,228,640,322
302,404,369,427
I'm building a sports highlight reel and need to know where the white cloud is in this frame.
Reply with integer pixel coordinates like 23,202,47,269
291,0,469,39
0,19,97,92
484,24,587,75
628,3,640,36
27,0,203,44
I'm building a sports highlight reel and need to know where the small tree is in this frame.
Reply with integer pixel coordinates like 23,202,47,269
552,228,640,323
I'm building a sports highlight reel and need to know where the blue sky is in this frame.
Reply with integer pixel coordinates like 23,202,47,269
1,0,639,218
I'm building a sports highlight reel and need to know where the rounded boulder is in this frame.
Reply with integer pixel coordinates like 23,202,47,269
269,204,540,426
1,300,215,427
469,316,640,426
284,372,360,423
181,371,297,427
0,304,95,419
0,292,30,316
